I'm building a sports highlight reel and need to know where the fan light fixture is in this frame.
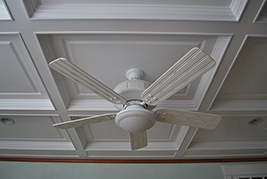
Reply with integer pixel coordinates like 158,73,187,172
115,102,156,133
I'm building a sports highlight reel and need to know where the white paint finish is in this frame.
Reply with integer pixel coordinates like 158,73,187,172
0,41,37,93
148,122,175,141
0,140,75,151
0,99,54,110
141,47,216,106
0,0,12,20
29,0,241,21
0,34,43,96
0,0,266,159
211,100,267,111
184,148,267,158
88,120,128,141
212,36,267,111
185,115,267,158
41,0,232,6
193,116,267,141
217,37,267,98
53,113,117,129
50,34,216,87
0,115,65,139
49,58,126,105
86,150,177,158
0,149,78,158
46,34,220,110
0,33,53,110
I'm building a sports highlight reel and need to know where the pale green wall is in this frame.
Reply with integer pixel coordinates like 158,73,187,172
0,161,225,179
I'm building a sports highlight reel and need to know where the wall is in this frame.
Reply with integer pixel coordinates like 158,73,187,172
0,161,225,179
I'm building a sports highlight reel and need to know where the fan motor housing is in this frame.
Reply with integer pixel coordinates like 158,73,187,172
113,79,150,110
114,80,150,100
115,105,156,133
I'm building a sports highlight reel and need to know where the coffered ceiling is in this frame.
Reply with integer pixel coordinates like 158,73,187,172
0,0,266,159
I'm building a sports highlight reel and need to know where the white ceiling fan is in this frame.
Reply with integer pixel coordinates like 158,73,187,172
49,47,222,150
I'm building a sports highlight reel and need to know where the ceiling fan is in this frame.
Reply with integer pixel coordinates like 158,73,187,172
49,47,222,150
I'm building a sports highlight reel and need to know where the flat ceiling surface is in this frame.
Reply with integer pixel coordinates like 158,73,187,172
0,0,267,159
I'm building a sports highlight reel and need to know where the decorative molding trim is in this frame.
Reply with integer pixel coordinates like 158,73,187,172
211,35,267,111
67,97,197,111
184,140,267,158
0,99,54,110
27,2,246,21
188,140,267,150
253,0,267,23
184,150,267,158
211,100,267,111
22,0,41,18
67,99,117,112
3,40,39,93
194,35,232,110
0,154,79,158
0,141,75,150
0,0,12,20
37,34,71,109
0,157,266,163
84,141,179,152
86,150,177,159
230,0,249,21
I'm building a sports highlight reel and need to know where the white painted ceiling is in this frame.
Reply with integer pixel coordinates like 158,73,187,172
0,0,267,159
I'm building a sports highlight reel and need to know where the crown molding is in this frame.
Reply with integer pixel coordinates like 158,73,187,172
23,0,247,21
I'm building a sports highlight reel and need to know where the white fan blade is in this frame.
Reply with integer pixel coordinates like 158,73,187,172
53,113,117,129
49,58,127,105
129,131,148,150
141,47,216,106
154,109,221,129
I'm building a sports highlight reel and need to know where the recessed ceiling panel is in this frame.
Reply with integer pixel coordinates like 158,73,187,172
218,37,267,96
86,121,175,141
0,40,36,93
0,115,75,156
47,34,218,110
0,115,68,140
0,34,53,110
212,36,267,111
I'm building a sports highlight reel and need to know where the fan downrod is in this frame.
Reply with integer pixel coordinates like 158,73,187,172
126,68,145,80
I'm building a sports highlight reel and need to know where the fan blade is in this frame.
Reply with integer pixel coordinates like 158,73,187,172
154,109,221,130
53,113,117,129
129,131,148,150
49,58,127,105
141,47,216,106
